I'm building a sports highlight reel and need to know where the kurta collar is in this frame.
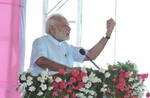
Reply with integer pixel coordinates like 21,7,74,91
47,34,64,46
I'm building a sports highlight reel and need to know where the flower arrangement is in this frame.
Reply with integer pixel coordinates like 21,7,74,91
16,61,150,98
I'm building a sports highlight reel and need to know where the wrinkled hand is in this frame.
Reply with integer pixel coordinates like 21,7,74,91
106,18,116,36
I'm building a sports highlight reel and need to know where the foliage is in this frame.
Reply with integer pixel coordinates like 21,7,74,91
16,61,149,98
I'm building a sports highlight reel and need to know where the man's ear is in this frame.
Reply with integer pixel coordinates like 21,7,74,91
49,26,55,34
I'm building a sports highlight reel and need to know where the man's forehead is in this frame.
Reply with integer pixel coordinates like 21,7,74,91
55,17,69,24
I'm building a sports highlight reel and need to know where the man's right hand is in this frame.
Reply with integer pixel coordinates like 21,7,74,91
66,67,81,72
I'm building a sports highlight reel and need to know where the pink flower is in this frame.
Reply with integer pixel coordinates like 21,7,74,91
52,81,59,87
112,78,116,82
72,93,77,98
63,95,69,98
60,81,67,89
80,72,87,78
132,96,136,98
67,87,73,93
53,91,58,96
75,82,85,90
124,71,130,78
76,75,82,81
146,92,150,97
119,70,125,73
70,77,77,83
72,69,79,77
58,88,63,93
58,69,65,75
136,73,149,83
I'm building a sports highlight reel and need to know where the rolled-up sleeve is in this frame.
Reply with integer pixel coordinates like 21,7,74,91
31,38,47,64
70,45,87,63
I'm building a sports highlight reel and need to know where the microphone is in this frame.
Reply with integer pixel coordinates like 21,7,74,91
79,49,100,69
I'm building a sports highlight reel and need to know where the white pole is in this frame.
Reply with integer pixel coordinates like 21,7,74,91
42,0,48,35
76,0,83,47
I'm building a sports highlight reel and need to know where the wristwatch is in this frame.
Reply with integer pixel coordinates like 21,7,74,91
104,34,110,39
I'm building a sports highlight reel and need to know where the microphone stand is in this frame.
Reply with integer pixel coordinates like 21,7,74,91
85,55,100,69
79,49,100,69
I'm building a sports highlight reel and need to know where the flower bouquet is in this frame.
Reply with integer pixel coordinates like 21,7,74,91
16,61,150,98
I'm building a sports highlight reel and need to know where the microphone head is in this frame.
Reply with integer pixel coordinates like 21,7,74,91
79,48,86,55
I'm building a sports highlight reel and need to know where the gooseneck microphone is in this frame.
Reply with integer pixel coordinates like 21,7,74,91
79,49,100,69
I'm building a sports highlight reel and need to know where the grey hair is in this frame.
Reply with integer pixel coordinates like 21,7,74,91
45,13,65,34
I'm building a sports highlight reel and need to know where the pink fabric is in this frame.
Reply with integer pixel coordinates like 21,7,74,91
0,0,21,98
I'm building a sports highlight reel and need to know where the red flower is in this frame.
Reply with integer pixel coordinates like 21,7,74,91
60,81,67,89
136,73,149,83
72,93,77,98
58,69,65,75
58,88,63,93
72,69,79,77
80,72,87,78
63,96,69,98
124,71,130,78
70,77,77,83
75,82,85,90
119,70,125,73
53,91,58,96
67,87,73,93
132,96,136,98
76,75,82,81
146,92,150,97
112,78,116,82
52,81,59,87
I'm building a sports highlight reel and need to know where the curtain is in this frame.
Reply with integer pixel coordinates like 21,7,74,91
19,0,26,72
0,0,21,98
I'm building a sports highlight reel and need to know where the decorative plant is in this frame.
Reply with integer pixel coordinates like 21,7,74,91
16,61,150,98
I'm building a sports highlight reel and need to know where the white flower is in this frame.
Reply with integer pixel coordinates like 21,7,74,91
26,80,33,86
91,77,101,83
37,90,43,96
55,77,62,83
132,79,142,88
76,93,85,98
27,68,33,73
85,81,92,88
17,72,23,77
79,88,86,92
88,95,93,98
29,86,36,92
17,85,26,92
48,86,54,91
100,84,108,92
22,82,27,88
48,76,53,82
81,66,87,73
89,72,95,78
82,76,88,83
105,72,111,78
20,74,26,81
89,90,96,95
27,76,33,81
89,72,95,81
99,68,106,73
128,77,134,82
100,87,107,92
130,71,133,76
41,68,49,79
40,83,47,91
37,76,45,83
26,76,33,86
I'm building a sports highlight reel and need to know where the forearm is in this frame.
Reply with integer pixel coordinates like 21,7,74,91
35,56,67,71
35,56,78,72
86,36,109,60
86,18,116,60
